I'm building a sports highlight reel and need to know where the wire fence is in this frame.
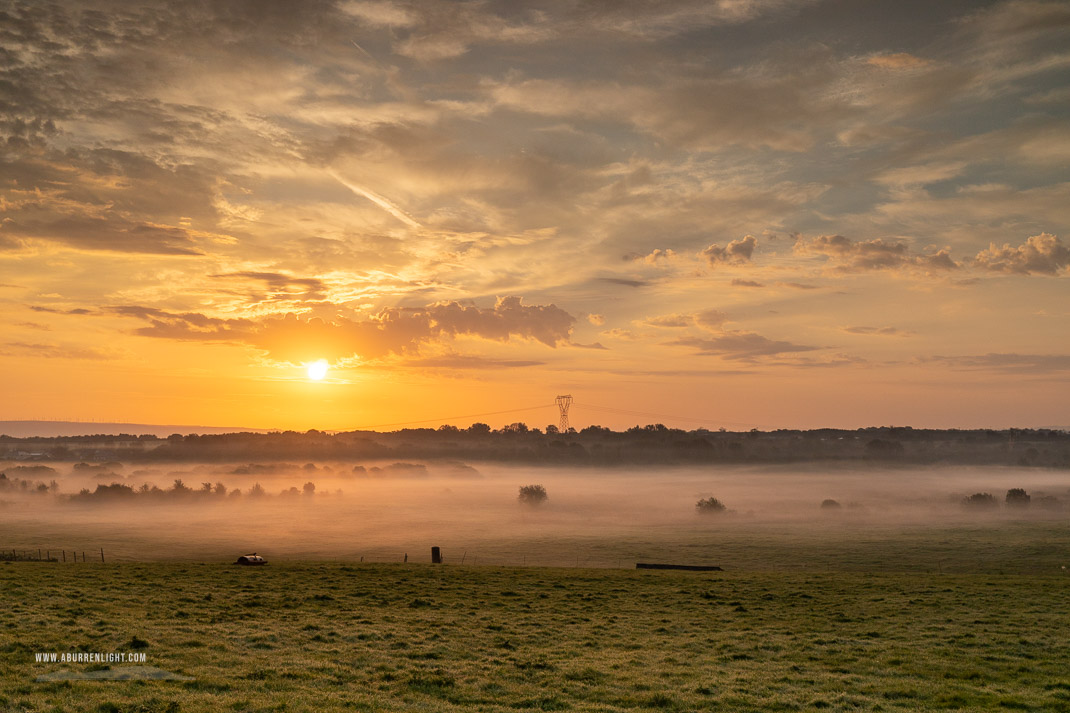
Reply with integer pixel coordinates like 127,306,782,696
0,547,664,569
1,548,106,563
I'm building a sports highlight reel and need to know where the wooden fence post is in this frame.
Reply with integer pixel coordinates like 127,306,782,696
100,548,105,563
62,550,66,562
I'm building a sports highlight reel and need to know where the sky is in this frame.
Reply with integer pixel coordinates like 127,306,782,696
0,0,1068,432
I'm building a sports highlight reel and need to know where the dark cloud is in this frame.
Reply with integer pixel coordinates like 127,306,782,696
702,235,757,266
211,272,328,303
596,277,649,288
842,326,910,336
972,233,1069,276
695,309,728,330
667,331,821,361
776,281,820,290
109,296,576,364
793,234,958,274
624,248,676,264
918,353,1070,374
28,305,94,315
642,314,692,328
0,341,112,360
4,216,205,255
401,355,545,369
111,306,256,341
731,279,765,288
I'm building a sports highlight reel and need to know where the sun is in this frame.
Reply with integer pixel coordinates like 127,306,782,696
307,359,329,381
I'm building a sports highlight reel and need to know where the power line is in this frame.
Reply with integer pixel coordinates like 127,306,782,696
577,403,769,429
348,404,553,430
347,399,768,432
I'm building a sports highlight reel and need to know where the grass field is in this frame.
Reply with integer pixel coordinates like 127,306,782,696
5,463,1070,711
5,553,1070,712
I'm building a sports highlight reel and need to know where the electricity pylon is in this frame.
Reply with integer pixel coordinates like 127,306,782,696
555,394,573,432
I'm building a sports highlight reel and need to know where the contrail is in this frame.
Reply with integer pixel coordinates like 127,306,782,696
327,169,422,229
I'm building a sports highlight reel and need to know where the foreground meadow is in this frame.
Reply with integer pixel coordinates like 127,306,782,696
4,559,1070,712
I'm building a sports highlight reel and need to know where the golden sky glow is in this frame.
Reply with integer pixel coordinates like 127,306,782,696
1,0,1068,430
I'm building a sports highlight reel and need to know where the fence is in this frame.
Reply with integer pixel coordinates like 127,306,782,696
1,548,106,563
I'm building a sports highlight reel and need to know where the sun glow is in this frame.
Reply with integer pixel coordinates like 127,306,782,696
307,359,329,381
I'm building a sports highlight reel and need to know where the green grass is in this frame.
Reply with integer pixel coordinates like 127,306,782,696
4,558,1070,712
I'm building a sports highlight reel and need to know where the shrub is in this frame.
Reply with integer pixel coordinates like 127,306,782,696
1005,488,1031,507
696,497,727,514
962,492,998,508
820,499,842,509
518,484,548,505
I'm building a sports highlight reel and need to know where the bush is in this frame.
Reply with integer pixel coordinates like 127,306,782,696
1005,488,1030,507
820,499,842,509
962,492,998,508
518,484,548,505
696,497,726,514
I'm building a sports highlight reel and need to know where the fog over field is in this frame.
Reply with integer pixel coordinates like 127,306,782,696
3,461,1068,570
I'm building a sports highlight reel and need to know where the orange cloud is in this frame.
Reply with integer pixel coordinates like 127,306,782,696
972,233,1069,275
109,297,576,365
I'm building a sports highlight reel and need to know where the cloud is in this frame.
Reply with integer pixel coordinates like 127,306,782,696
0,342,115,360
972,233,1069,275
624,248,676,264
28,306,95,315
695,310,728,330
401,355,545,369
340,1,418,28
641,313,693,328
110,297,576,365
667,331,822,361
842,326,911,337
586,314,605,326
793,234,959,273
918,353,1070,374
866,53,930,70
111,306,257,341
701,235,757,266
731,279,765,288
3,216,207,256
600,328,641,341
211,272,328,303
596,277,649,288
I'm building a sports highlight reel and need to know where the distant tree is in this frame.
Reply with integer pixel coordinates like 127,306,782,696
963,492,998,508
213,482,228,496
1036,495,1061,511
467,422,491,434
200,482,213,494
1005,488,1031,507
820,499,842,509
696,497,727,514
248,482,266,497
503,422,529,434
437,424,460,433
518,484,548,505
545,424,559,435
171,479,190,494
303,481,316,496
866,438,904,456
